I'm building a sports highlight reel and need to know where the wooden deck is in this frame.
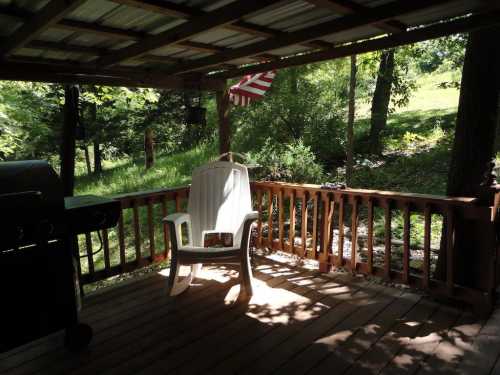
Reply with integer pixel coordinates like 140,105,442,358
1,257,500,375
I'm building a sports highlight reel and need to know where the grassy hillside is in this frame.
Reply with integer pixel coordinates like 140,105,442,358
76,70,463,197
75,143,217,197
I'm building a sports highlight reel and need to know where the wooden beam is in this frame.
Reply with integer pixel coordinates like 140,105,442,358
17,40,182,65
110,0,334,50
27,40,106,56
0,5,278,64
96,0,285,68
166,0,452,75
0,0,85,57
0,61,225,90
305,0,407,33
211,12,500,79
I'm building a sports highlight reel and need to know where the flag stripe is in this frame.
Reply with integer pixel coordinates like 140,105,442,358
229,70,276,107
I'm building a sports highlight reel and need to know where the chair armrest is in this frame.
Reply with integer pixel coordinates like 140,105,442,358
243,211,259,222
163,212,191,225
163,213,192,248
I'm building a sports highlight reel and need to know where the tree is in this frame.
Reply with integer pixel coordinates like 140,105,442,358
369,49,395,154
435,26,500,288
346,55,357,185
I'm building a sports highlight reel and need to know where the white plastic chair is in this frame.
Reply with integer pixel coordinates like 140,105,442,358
163,160,258,297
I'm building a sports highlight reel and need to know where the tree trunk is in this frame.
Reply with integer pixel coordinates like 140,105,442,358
144,127,155,169
83,145,92,175
90,99,102,174
346,55,357,186
216,82,231,160
93,138,102,174
369,49,395,154
435,27,500,289
60,85,79,197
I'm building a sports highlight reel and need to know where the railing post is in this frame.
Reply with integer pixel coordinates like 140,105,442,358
319,191,332,273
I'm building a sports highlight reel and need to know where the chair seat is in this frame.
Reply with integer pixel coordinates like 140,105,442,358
179,246,239,253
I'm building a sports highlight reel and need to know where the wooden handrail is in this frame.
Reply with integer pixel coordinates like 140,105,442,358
77,180,497,314
79,185,189,285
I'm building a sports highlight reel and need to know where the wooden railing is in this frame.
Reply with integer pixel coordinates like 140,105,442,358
78,186,188,285
251,181,498,311
78,181,499,312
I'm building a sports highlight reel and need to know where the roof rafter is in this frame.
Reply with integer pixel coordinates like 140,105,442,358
165,0,453,75
96,0,288,68
24,40,185,65
211,12,500,79
0,60,225,90
110,0,335,51
304,0,407,33
0,5,276,65
0,0,86,57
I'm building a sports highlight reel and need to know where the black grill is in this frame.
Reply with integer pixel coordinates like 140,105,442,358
0,160,120,353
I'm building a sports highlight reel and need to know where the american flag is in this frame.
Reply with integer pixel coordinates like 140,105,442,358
229,71,276,107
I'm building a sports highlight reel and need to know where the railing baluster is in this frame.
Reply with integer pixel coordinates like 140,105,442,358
423,204,431,289
147,198,155,260
278,189,284,250
175,193,182,212
350,197,358,271
384,200,392,279
367,198,374,274
301,193,308,256
118,209,126,267
268,189,274,245
289,190,296,253
446,207,455,293
132,199,141,264
403,203,411,284
320,192,330,262
84,232,95,275
312,192,318,258
256,189,263,247
161,195,169,258
102,228,110,271
337,195,344,267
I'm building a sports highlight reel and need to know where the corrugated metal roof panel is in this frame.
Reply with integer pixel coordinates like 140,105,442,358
245,1,314,26
65,0,119,23
319,25,382,44
0,0,491,81
188,28,240,44
38,28,75,43
398,0,485,27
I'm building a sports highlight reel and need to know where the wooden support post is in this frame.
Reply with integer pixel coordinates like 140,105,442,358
216,81,231,160
437,25,500,294
60,84,79,197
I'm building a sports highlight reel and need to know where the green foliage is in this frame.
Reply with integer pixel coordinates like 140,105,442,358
76,142,217,196
0,82,62,161
246,138,324,183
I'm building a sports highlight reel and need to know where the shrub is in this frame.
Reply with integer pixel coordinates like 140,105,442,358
247,139,324,184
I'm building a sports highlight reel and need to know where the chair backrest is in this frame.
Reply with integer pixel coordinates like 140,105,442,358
188,161,252,247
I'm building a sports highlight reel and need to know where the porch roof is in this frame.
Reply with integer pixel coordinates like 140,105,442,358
0,0,498,89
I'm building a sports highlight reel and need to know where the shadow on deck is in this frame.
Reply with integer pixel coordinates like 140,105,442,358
1,257,500,375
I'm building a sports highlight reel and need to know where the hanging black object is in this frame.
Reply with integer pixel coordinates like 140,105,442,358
184,91,206,125
186,106,206,125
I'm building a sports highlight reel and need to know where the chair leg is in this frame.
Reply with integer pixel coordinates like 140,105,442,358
166,254,179,296
191,263,202,279
240,249,254,297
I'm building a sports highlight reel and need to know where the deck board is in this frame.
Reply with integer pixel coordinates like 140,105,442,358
1,257,499,375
